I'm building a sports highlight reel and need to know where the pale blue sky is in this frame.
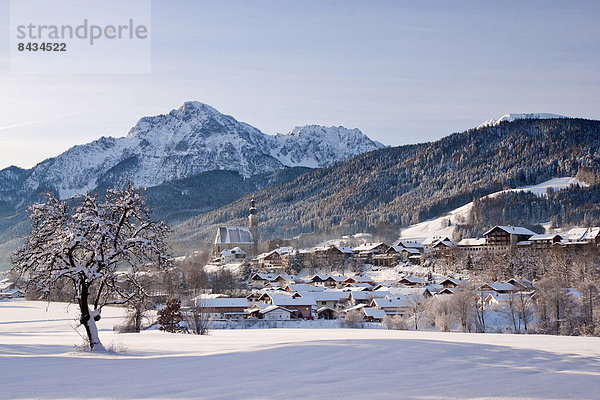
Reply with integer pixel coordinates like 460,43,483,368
0,0,599,169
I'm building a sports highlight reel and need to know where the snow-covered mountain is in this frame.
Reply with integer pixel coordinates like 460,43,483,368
268,125,384,168
478,113,568,129
0,101,385,200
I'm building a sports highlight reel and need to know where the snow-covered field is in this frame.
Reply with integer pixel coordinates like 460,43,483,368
1,301,600,399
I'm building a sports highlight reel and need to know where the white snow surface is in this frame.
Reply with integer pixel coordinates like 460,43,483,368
2,300,600,399
8,102,384,199
400,177,587,243
478,113,568,128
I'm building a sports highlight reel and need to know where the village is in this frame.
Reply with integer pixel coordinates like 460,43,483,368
179,198,600,332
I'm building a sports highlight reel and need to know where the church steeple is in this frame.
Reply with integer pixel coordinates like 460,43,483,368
248,194,258,256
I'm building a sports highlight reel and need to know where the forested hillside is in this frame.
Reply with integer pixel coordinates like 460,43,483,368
171,118,600,254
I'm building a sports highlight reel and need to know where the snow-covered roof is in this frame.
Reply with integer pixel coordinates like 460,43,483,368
561,227,600,242
371,297,413,308
432,240,457,248
507,278,534,289
310,274,348,282
296,291,350,302
275,274,296,281
482,282,518,292
353,242,386,252
196,298,249,308
268,293,316,306
399,276,427,284
394,240,425,249
363,307,387,319
458,238,486,246
252,273,277,281
285,284,325,292
215,226,254,245
344,303,367,312
438,277,462,286
388,246,420,254
483,226,535,236
350,290,391,300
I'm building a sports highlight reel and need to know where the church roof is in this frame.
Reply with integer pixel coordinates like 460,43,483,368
215,226,254,245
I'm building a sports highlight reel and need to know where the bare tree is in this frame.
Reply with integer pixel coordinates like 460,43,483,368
407,293,424,330
343,310,365,328
183,302,211,335
503,292,521,333
452,284,475,332
426,296,455,332
515,292,535,333
12,186,170,351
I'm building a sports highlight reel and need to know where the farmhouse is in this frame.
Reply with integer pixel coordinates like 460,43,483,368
195,297,249,320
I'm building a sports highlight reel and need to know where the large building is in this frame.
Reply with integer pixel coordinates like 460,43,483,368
213,196,258,258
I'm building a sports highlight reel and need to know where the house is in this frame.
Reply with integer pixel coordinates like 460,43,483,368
483,226,535,251
250,273,278,286
379,246,421,267
294,290,350,309
260,292,316,318
316,307,337,320
195,297,250,320
438,277,462,289
485,292,516,306
0,288,24,299
398,276,427,287
352,243,389,261
219,247,247,264
273,274,296,285
305,245,354,269
457,238,486,254
254,249,283,269
259,305,293,320
386,287,432,302
528,234,564,250
507,278,534,291
362,307,387,322
479,282,520,294
370,296,414,316
349,290,391,306
309,274,348,288
393,240,425,253
388,245,422,257
430,239,457,257
344,276,375,286
562,227,600,245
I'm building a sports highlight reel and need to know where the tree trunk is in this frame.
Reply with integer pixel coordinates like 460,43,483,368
79,283,106,351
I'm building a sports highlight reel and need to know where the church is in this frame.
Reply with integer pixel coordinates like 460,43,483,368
213,195,259,259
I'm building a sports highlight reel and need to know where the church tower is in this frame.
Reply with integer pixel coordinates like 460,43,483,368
248,194,258,256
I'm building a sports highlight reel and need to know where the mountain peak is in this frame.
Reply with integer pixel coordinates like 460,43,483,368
478,113,568,129
178,101,221,116
269,125,385,168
